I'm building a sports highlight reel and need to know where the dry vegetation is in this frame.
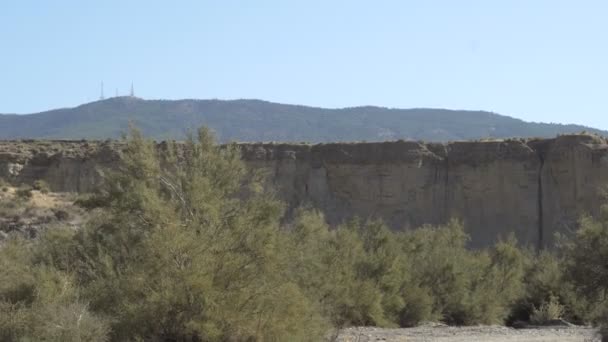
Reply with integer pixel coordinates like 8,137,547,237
1,128,608,342
0,181,87,242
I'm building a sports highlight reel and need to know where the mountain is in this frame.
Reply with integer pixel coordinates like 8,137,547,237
0,97,605,142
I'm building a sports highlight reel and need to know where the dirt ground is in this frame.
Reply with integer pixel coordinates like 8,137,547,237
335,325,601,342
0,186,86,241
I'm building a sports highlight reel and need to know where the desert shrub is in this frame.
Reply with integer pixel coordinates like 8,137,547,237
73,192,110,209
0,199,20,219
0,238,37,304
0,238,109,342
6,124,607,339
326,219,406,327
562,213,608,302
17,267,109,342
15,185,32,199
561,205,608,330
26,301,109,342
0,301,29,341
399,221,473,324
321,225,387,327
285,212,409,328
507,249,589,325
477,235,528,321
0,238,35,341
285,217,533,328
530,295,564,325
398,222,527,326
0,127,329,341
286,212,378,327
287,217,530,328
52,208,70,221
398,285,434,327
352,220,410,324
33,227,79,271
66,127,327,341
32,179,50,194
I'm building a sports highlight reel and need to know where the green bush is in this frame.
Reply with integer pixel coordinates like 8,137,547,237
0,238,109,342
396,223,529,326
26,301,109,342
506,248,590,325
0,301,29,342
0,178,9,192
52,208,70,221
2,125,604,340
32,180,50,194
398,286,435,327
73,192,110,209
561,204,608,329
530,295,564,325
65,127,327,341
285,215,531,328
285,213,411,328
15,185,32,200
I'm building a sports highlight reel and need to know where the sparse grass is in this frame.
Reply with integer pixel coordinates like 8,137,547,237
73,193,107,209
0,178,10,193
0,185,85,241
52,209,69,221
530,295,564,325
15,186,32,200
0,201,21,219
32,180,50,194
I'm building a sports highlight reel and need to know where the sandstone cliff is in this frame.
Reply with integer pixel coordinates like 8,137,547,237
2,135,607,248
0,140,120,193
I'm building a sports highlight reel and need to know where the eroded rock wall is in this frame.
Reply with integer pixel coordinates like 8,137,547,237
240,135,608,248
530,135,608,247
0,140,120,193
2,135,607,248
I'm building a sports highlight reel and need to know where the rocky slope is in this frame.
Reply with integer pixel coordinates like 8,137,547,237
2,134,608,248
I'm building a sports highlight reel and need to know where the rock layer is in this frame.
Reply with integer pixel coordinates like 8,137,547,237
2,135,607,248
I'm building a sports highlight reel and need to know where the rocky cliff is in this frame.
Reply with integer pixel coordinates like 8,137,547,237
0,140,120,193
2,134,607,248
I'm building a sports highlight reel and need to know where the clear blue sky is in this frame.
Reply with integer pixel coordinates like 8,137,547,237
1,0,607,129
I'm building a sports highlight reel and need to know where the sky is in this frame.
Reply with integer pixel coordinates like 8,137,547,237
1,0,607,129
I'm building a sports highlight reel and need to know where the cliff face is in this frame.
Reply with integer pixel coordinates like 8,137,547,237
2,135,607,248
238,135,608,248
0,141,120,193
240,140,545,248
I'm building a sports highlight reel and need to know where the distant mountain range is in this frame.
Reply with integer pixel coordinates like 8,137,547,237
0,97,605,142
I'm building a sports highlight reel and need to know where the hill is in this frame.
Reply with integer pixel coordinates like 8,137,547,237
0,97,605,142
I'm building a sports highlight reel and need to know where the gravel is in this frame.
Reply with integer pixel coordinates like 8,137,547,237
335,324,601,342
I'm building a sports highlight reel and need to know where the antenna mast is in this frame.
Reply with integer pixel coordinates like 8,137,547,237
130,82,135,97
100,81,105,100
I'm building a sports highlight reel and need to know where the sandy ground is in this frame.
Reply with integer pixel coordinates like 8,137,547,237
335,325,601,342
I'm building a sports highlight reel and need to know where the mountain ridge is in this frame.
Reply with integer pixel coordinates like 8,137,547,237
1,97,605,142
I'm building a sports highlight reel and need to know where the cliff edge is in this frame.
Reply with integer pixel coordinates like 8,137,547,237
2,134,607,248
